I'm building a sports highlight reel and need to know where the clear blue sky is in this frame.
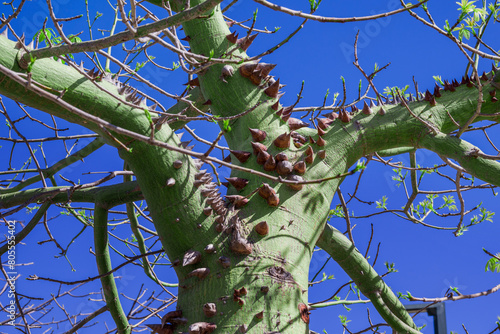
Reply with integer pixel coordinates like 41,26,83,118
1,1,499,333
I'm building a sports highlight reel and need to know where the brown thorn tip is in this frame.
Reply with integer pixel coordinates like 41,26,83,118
264,78,280,98
183,250,201,266
288,118,309,130
238,33,258,51
305,146,314,164
339,108,351,123
225,177,249,191
273,132,290,148
226,31,238,43
362,101,372,115
183,77,200,87
255,221,269,236
230,150,251,163
251,141,267,155
249,128,267,142
429,95,436,106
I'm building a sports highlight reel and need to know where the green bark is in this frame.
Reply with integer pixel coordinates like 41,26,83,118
0,1,499,333
94,204,131,334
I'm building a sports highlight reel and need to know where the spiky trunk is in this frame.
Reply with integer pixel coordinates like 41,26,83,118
1,1,500,333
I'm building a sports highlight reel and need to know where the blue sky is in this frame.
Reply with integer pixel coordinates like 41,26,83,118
1,0,499,333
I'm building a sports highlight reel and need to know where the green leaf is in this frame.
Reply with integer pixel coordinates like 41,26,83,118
222,119,231,132
376,196,388,210
143,108,152,125
485,255,500,273
433,75,444,86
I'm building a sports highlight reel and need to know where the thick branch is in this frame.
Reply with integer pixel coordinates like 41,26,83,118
418,132,500,187
94,204,130,334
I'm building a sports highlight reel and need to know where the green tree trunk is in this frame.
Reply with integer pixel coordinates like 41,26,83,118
1,1,499,333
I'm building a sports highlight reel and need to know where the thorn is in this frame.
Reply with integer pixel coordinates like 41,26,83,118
317,118,333,130
424,90,432,102
203,99,212,105
429,95,436,106
256,63,276,77
249,128,267,142
225,177,249,191
239,62,258,78
181,35,191,42
293,161,306,174
238,33,258,51
339,108,351,123
225,195,249,208
230,150,251,163
103,72,114,83
1,28,8,39
183,77,200,87
194,170,207,180
118,85,127,95
271,100,280,111
316,136,326,146
466,77,474,88
87,68,96,78
264,78,280,98
251,141,267,155
281,110,291,122
273,132,290,149
179,140,192,148
226,31,238,44
481,72,489,81
166,178,175,187
263,155,276,171
27,40,34,49
433,84,441,98
194,159,204,170
256,150,271,165
288,118,309,130
305,146,314,164
362,101,372,115
183,250,201,266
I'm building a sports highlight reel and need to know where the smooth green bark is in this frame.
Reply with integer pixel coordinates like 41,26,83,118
0,1,499,333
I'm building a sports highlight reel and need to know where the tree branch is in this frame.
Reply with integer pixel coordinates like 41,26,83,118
317,223,419,333
94,204,131,334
